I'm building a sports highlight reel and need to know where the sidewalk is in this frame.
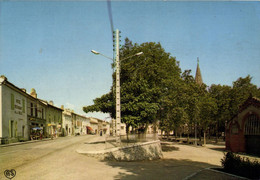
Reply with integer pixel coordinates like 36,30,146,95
0,138,53,147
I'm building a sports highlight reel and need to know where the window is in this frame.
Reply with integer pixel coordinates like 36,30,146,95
244,114,260,135
22,99,25,113
42,109,44,119
35,105,37,117
11,94,14,110
31,103,34,116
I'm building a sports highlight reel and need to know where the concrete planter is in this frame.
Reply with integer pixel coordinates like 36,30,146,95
78,140,163,161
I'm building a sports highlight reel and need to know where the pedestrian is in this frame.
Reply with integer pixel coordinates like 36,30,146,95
55,129,57,138
40,130,43,140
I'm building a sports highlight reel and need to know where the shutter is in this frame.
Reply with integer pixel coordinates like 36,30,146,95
22,99,25,113
9,120,12,137
11,94,14,110
15,121,17,137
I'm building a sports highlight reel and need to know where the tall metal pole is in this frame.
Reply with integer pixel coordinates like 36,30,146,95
115,29,121,144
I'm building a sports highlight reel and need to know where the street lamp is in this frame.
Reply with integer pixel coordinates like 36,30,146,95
91,50,113,61
91,49,143,144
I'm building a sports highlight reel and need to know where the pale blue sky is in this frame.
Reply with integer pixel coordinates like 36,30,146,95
1,1,260,120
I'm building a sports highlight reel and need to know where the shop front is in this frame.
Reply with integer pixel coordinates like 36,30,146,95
47,123,56,138
28,117,46,140
86,126,94,134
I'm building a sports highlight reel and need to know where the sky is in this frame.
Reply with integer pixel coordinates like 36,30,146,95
1,1,260,120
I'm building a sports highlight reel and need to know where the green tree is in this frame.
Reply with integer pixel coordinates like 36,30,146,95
84,39,181,134
230,75,260,115
209,84,232,141
198,94,217,145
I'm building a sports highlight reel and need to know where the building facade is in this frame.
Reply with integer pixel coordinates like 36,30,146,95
27,89,47,140
226,97,260,155
81,116,90,135
43,101,63,138
90,117,98,134
0,75,110,144
62,108,73,136
0,76,28,144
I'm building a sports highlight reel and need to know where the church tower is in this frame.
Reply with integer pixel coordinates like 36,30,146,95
195,57,203,86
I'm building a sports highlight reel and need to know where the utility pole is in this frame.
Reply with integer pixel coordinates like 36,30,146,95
91,30,142,142
115,29,121,144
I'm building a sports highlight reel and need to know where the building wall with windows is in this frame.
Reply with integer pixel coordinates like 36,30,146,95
81,116,90,135
0,76,28,144
75,114,84,135
90,118,98,134
226,97,260,155
102,121,110,135
27,90,47,140
44,101,63,138
62,109,73,136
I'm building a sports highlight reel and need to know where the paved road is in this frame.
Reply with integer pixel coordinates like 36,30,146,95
0,136,246,180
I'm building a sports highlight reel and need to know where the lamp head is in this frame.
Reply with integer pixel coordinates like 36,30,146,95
91,50,100,55
135,52,144,56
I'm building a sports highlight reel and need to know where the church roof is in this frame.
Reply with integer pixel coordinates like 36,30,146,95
195,57,203,86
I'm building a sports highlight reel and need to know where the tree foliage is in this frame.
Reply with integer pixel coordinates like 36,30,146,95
83,38,260,138
84,38,181,131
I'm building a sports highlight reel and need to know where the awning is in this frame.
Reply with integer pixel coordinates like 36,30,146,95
47,124,56,127
87,126,93,131
32,127,43,130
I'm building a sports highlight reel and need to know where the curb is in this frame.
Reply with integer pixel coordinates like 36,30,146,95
206,168,249,180
0,138,53,148
183,167,249,180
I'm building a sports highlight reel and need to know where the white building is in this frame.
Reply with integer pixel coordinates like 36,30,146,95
0,76,29,144
102,121,110,135
62,108,73,136
90,117,98,134
75,114,90,135
81,116,90,135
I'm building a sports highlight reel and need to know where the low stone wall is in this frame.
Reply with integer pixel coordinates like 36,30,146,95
80,140,163,161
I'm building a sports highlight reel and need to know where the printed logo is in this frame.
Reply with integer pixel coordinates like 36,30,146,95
4,169,16,179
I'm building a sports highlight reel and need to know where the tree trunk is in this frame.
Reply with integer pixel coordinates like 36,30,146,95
153,120,158,140
126,124,130,142
187,125,190,143
203,130,206,146
215,122,219,143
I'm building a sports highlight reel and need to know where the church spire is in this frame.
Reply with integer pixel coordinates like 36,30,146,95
195,57,203,86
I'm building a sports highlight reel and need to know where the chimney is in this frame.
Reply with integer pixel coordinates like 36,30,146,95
61,105,64,110
30,88,37,98
0,75,7,81
21,88,27,93
49,101,54,105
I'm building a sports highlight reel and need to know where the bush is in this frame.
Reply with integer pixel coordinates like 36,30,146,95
221,152,260,179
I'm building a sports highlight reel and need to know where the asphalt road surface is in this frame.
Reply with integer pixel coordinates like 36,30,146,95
0,135,245,180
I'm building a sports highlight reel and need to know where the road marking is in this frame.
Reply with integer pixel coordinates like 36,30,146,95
206,167,249,180
182,168,205,180
183,167,249,180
